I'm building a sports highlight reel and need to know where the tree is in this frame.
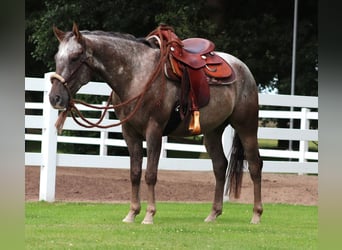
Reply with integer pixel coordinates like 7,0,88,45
26,0,317,154
26,0,317,96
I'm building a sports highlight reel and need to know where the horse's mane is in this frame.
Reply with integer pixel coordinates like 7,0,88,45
65,30,154,47
81,30,137,40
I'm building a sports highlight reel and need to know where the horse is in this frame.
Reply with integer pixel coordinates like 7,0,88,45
49,23,263,224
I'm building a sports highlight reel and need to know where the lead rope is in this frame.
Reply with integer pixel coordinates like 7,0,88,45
55,93,140,134
55,26,170,134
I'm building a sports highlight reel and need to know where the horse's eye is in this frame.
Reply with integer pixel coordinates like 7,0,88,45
70,51,82,62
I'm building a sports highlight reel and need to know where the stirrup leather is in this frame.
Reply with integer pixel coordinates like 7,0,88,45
189,110,201,134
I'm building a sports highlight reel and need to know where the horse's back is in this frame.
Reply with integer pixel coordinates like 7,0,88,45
215,52,256,84
215,51,258,100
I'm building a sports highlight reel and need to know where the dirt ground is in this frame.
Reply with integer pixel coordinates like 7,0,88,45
25,166,318,205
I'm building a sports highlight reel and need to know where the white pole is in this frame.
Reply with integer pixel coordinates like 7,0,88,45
99,101,109,156
289,0,298,152
223,126,234,201
39,72,58,202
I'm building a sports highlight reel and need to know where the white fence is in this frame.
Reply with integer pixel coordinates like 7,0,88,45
25,73,318,201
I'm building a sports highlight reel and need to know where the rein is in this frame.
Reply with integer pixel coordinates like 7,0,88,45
52,26,171,134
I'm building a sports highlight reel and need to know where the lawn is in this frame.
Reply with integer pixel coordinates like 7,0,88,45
258,139,318,151
26,202,317,249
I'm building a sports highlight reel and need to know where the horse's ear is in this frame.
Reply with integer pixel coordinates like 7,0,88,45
53,25,65,43
72,22,83,42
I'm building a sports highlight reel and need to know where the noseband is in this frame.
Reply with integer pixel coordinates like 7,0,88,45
50,72,67,85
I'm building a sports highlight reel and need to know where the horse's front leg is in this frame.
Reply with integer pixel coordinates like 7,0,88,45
141,122,163,224
122,126,144,223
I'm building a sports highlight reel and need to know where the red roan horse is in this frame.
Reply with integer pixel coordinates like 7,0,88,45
49,23,263,224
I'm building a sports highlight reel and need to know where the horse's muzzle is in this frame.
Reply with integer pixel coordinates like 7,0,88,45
49,73,71,109
49,93,68,110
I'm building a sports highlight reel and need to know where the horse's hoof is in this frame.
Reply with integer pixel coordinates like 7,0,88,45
122,216,135,223
204,209,222,222
141,212,154,224
204,215,216,222
122,212,136,223
250,214,261,224
141,219,154,225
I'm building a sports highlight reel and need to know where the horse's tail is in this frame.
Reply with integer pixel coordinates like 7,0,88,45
226,132,245,199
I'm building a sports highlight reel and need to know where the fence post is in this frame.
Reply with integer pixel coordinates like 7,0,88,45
160,136,167,159
39,72,58,202
99,101,109,156
299,108,309,174
222,125,234,157
222,125,234,201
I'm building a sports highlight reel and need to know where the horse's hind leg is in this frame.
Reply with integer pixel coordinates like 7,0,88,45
203,127,228,222
237,129,263,224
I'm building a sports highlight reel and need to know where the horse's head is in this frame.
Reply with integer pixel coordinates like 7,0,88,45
50,23,92,109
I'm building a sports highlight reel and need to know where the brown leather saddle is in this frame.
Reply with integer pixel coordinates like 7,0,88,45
147,25,233,134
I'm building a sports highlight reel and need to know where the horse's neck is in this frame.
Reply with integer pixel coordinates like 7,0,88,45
88,36,159,100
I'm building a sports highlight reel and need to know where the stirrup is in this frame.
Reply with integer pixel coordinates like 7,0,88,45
189,110,201,134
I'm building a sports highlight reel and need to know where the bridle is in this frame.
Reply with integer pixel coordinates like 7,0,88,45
51,27,170,134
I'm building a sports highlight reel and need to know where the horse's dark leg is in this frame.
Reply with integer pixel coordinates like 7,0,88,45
122,125,144,223
141,121,163,224
203,127,228,222
229,84,263,223
236,128,263,224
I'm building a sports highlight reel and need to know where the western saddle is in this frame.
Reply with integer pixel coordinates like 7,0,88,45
147,25,233,135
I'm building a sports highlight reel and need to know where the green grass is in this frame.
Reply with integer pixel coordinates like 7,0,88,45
258,139,318,151
26,202,317,249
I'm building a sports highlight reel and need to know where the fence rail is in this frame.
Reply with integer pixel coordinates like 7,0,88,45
25,73,318,201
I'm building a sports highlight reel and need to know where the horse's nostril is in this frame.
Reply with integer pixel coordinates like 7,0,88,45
55,95,61,103
49,94,65,109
